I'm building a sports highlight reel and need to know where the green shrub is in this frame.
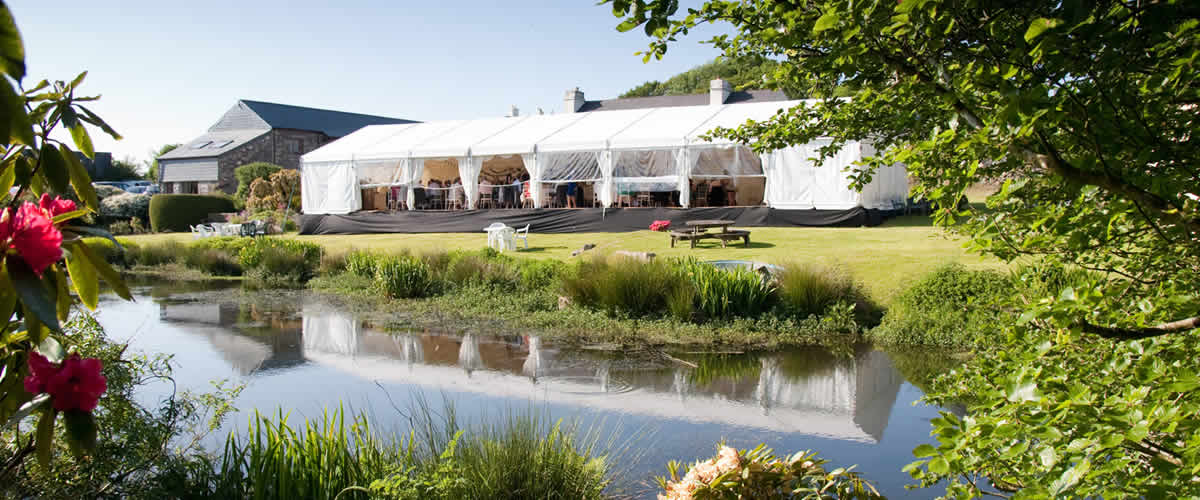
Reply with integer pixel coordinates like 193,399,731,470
234,162,282,200
869,263,1013,347
127,239,185,266
345,250,382,278
190,236,255,255
182,248,242,276
561,255,691,318
375,255,435,299
107,220,133,235
774,262,878,324
251,244,317,283
100,192,151,221
148,194,237,232
213,408,401,499
681,259,776,319
236,238,321,270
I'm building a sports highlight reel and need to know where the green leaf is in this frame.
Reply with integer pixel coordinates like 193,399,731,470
62,225,124,251
66,245,99,310
0,158,14,196
39,143,69,194
813,10,839,34
76,105,121,140
1049,458,1090,495
76,240,132,300
927,456,950,475
1007,380,1040,402
67,70,87,90
3,393,48,430
36,336,64,363
35,408,57,468
53,266,69,321
60,144,98,211
1058,287,1076,302
0,3,25,79
69,122,94,159
1024,18,1061,43
913,443,938,458
51,209,88,225
63,410,97,454
7,258,62,333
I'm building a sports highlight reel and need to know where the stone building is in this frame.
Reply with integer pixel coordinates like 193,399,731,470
157,100,416,194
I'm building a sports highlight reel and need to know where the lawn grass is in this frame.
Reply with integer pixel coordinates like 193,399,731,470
118,214,1000,304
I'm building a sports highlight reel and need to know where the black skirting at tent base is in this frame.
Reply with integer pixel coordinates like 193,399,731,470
298,207,894,235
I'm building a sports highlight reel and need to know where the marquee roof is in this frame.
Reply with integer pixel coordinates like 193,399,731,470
302,99,807,165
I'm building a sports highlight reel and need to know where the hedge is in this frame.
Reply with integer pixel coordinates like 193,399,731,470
149,194,237,232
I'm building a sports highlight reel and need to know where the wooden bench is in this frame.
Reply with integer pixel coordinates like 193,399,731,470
669,229,751,248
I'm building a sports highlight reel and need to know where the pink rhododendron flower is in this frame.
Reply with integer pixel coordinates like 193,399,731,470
38,193,77,219
0,202,63,275
22,352,107,412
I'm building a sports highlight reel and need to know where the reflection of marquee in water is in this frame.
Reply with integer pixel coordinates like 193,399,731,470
158,302,305,375
164,300,903,443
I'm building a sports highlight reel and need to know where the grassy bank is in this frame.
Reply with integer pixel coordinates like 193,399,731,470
117,216,1001,305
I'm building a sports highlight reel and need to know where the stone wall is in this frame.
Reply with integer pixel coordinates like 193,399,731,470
213,129,331,194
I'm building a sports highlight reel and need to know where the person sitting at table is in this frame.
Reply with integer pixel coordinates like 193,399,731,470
565,181,578,208
521,177,532,207
708,178,725,207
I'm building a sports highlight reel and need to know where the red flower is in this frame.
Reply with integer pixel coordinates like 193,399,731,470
38,193,77,219
23,351,57,395
23,352,107,412
0,202,64,275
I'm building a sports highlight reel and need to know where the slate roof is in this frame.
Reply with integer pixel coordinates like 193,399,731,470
577,89,788,112
212,100,417,137
157,129,271,161
160,100,418,161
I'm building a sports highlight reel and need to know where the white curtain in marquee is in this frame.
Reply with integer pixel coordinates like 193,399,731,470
520,153,541,208
405,159,423,211
611,150,678,192
596,150,614,208
458,156,485,210
355,159,408,188
539,151,602,183
673,148,692,208
301,161,359,215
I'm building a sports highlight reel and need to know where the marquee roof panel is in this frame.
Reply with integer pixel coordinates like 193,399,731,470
471,113,589,157
410,116,530,159
301,123,416,163
608,105,726,150
687,99,807,146
536,108,655,153
355,120,467,161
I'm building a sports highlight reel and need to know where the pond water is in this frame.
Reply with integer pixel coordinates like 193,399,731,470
96,281,954,499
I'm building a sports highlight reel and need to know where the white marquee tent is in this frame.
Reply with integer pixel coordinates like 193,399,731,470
300,100,907,215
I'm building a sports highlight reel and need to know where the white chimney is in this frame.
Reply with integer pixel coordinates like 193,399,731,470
510,105,519,117
564,87,585,113
710,78,732,105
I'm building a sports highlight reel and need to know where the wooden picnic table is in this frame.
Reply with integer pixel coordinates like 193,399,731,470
670,219,751,248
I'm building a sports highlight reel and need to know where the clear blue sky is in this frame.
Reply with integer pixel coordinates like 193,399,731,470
12,1,728,166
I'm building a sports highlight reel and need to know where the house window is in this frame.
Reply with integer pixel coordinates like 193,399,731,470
287,139,302,154
177,182,199,194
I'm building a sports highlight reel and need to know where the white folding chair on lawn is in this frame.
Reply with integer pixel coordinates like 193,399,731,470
514,224,530,250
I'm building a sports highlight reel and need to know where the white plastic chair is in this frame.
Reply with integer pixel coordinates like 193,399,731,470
196,225,214,238
190,225,201,240
514,224,529,250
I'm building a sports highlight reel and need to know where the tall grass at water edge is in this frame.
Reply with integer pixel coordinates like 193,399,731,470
206,402,623,500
